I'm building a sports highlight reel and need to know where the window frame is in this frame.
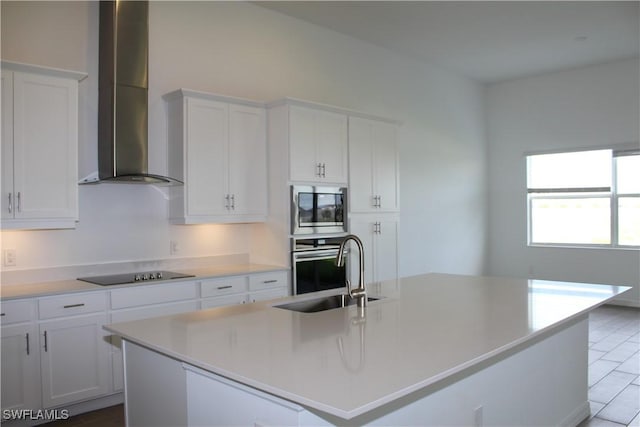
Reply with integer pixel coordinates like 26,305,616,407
526,147,639,249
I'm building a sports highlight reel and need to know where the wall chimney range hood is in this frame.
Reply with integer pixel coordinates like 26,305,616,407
81,0,181,185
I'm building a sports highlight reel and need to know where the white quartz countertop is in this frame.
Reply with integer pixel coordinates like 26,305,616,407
0,263,285,300
105,273,630,419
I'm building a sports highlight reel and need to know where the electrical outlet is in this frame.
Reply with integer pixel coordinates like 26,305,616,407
170,241,179,255
3,249,17,267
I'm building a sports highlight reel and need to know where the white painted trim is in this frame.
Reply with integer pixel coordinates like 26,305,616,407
162,88,265,108
1,61,87,81
267,97,402,125
559,401,591,427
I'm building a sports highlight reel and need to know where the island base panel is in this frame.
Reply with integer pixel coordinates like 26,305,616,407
183,317,589,426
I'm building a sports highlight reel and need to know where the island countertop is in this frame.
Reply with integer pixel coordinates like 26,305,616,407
105,273,630,419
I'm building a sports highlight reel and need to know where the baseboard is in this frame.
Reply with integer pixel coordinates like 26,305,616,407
606,299,640,309
560,401,591,427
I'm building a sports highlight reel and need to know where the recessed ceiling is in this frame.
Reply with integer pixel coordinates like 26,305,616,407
259,1,640,83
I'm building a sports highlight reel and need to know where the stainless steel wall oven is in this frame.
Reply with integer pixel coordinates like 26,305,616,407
292,237,347,295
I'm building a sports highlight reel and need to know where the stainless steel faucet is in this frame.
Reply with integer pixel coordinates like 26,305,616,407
336,234,367,308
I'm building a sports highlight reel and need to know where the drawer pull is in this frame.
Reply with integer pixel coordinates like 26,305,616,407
63,303,85,309
217,285,233,290
26,333,30,355
0,313,5,317
43,331,48,352
263,280,278,284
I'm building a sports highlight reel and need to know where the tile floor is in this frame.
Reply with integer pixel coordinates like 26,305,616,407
42,305,639,427
581,305,640,427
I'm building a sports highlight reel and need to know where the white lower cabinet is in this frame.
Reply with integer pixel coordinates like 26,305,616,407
39,313,110,408
349,215,399,285
0,269,290,414
248,271,289,302
35,292,111,409
1,299,41,412
109,281,200,392
201,270,289,307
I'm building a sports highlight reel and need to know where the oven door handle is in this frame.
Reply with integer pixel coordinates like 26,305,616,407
293,250,345,261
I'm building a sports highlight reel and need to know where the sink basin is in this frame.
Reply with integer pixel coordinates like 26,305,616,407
274,294,380,313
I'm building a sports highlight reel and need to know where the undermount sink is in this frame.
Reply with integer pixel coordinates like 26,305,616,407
274,294,381,313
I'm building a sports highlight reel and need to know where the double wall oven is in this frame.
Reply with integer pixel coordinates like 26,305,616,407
291,185,348,295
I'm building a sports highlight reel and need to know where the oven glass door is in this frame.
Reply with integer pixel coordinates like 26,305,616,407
293,251,346,295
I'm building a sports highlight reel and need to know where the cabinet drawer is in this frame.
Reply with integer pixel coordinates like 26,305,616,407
201,294,247,310
249,287,288,303
111,300,200,324
201,276,247,298
39,292,107,320
248,271,288,291
110,281,198,310
0,299,35,324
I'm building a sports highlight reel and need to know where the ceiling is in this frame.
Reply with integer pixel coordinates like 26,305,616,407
259,1,640,83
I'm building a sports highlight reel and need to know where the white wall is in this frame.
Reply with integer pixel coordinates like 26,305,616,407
1,1,487,279
486,59,640,306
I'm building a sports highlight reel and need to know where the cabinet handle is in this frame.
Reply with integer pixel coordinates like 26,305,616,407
7,193,12,214
377,195,382,208
63,303,85,309
224,194,230,210
217,285,233,290
0,313,5,317
26,333,30,355
230,194,235,210
316,163,322,177
16,192,21,213
263,280,278,284
43,331,48,352
321,163,326,178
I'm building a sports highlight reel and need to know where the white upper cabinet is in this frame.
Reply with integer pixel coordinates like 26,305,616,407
283,103,348,184
348,116,399,213
165,89,267,224
1,62,86,230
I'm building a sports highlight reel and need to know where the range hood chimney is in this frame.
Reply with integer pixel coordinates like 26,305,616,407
81,0,181,185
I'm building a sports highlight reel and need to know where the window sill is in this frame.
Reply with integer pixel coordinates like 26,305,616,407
528,244,639,251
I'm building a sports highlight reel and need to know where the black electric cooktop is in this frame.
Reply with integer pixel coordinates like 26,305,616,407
77,271,195,286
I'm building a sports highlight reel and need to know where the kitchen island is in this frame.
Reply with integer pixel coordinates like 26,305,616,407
105,273,630,426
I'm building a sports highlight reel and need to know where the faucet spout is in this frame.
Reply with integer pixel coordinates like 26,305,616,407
336,234,367,308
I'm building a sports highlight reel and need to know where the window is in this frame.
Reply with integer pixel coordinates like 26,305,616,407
527,148,640,248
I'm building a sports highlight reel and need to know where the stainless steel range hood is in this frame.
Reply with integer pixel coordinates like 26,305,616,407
81,0,181,185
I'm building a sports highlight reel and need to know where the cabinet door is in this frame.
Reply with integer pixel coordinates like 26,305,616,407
374,218,399,282
347,218,375,286
348,117,376,212
39,313,110,408
228,104,267,218
1,324,40,411
12,72,77,220
348,117,399,213
373,122,399,212
1,71,13,221
185,97,229,217
316,109,348,183
289,105,318,182
349,216,398,284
